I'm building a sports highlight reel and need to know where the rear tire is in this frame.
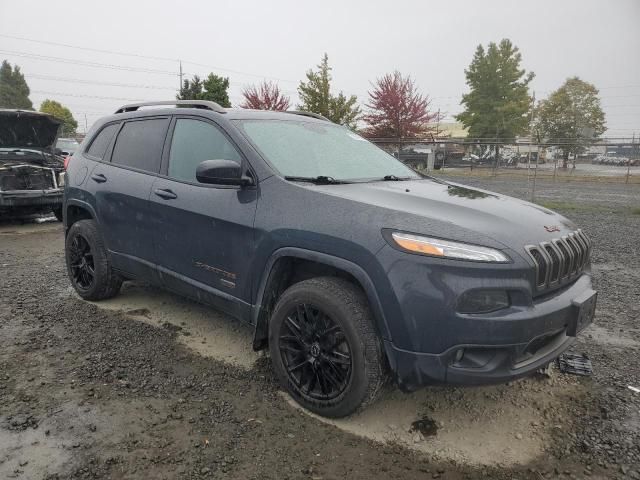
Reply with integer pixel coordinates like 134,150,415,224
269,277,385,418
65,219,122,300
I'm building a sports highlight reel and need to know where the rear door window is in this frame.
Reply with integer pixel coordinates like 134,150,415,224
111,118,169,173
167,118,242,183
86,123,119,159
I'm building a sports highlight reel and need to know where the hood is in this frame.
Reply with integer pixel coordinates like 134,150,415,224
0,110,62,150
311,179,577,252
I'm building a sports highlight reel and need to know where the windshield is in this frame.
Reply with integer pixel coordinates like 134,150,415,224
235,119,420,181
56,139,80,151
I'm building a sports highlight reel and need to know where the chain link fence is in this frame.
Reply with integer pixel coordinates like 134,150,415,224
370,137,640,183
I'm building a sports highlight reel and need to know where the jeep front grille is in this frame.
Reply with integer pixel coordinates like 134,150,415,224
525,230,591,290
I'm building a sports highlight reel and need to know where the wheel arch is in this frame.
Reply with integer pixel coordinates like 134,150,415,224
64,199,97,234
251,248,392,355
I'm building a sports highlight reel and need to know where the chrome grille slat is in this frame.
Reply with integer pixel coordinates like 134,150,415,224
576,230,591,263
553,239,570,279
560,236,576,274
543,242,561,284
525,231,591,291
568,234,584,272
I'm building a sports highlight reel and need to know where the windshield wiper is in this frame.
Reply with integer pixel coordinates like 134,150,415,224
382,175,413,181
284,175,349,185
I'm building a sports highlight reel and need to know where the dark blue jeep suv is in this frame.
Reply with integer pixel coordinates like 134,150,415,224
63,100,596,417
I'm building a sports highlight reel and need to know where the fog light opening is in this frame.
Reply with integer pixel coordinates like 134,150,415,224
456,289,510,314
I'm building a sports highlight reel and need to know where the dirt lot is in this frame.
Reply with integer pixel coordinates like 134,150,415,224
1,178,639,479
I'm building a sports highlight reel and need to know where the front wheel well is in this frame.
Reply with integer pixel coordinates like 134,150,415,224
253,257,370,351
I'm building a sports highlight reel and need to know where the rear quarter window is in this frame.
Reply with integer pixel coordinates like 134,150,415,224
86,123,119,159
111,118,169,173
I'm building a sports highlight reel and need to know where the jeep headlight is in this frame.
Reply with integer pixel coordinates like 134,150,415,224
57,172,66,187
389,232,510,262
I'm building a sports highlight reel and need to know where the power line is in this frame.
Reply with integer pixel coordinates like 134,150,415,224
0,33,179,62
23,70,299,99
181,60,297,84
0,33,298,84
0,49,179,76
31,90,145,102
26,73,176,91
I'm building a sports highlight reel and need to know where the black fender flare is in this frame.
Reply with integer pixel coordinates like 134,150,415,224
64,198,98,231
251,247,393,356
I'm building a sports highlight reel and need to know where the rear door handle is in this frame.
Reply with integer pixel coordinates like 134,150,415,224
153,188,177,200
90,173,107,183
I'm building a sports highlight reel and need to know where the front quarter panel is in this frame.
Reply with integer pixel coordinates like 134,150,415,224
252,176,400,339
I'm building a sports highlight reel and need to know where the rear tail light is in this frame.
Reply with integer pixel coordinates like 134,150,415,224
63,156,71,170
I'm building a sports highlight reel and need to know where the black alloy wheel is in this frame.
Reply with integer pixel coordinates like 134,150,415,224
278,303,352,400
64,219,122,300
68,233,95,290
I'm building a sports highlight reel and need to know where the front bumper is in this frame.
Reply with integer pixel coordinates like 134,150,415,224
382,263,595,391
390,330,576,391
0,189,63,209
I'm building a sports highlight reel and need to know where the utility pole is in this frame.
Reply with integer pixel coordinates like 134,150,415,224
178,60,183,95
436,109,441,137
526,91,536,186
626,132,635,184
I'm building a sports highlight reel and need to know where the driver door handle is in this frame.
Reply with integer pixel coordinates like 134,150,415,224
90,173,107,183
153,188,177,200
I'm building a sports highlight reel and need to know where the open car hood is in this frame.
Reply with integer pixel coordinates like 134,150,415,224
0,110,62,150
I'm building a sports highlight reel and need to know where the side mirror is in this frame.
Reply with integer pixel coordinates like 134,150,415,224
195,159,253,186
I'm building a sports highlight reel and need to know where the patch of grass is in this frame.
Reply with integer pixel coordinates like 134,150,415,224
537,200,584,211
537,200,640,215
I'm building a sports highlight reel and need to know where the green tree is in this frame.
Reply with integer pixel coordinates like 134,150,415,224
298,54,360,129
536,77,606,168
177,75,203,101
40,99,78,136
0,60,33,110
456,39,534,152
177,73,231,107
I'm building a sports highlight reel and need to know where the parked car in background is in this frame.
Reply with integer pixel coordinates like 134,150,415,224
63,100,597,418
0,109,65,221
594,154,637,166
396,142,468,169
55,137,81,156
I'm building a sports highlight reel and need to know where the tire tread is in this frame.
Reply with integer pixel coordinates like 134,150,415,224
66,219,122,301
270,276,386,417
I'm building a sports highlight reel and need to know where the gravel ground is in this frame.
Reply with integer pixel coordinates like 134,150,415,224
1,178,639,479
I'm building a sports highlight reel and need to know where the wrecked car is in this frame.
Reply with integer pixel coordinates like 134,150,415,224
62,100,597,418
56,137,81,156
0,109,66,220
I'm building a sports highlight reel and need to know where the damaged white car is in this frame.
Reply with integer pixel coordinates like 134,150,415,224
0,109,66,220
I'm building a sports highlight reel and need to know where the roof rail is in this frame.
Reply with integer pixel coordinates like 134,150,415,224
114,100,226,114
286,110,332,122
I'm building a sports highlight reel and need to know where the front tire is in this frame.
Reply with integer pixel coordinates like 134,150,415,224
65,219,122,300
269,277,385,418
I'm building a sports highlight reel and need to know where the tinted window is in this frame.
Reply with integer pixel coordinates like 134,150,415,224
168,119,242,183
111,118,169,173
86,123,119,159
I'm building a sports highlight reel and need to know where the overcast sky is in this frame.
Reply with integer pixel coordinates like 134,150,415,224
1,0,638,136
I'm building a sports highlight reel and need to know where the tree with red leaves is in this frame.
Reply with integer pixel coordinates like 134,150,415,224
240,81,290,111
363,71,437,138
